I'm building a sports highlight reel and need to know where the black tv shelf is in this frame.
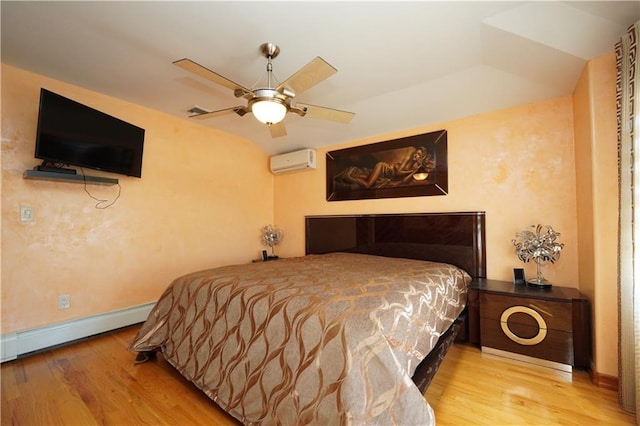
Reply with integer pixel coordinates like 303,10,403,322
23,169,118,186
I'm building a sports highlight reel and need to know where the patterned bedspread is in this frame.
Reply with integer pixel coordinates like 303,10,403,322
130,253,470,425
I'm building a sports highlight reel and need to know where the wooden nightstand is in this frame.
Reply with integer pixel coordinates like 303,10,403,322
467,279,591,371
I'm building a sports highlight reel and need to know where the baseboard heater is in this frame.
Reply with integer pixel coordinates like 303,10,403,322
0,302,155,363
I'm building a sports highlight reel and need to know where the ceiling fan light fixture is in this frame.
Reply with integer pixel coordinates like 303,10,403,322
252,99,287,125
175,42,355,136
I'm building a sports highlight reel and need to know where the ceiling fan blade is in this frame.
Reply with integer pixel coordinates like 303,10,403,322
189,106,248,120
174,58,253,99
295,103,355,124
276,57,337,96
268,121,287,138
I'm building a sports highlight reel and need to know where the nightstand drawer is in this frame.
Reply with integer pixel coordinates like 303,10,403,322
479,293,572,332
480,317,573,365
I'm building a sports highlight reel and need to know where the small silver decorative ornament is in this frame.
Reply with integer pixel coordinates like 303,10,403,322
512,224,564,288
262,225,283,259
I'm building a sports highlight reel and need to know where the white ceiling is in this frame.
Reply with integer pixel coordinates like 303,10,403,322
2,1,639,155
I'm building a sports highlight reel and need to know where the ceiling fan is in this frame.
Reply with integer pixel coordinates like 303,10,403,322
174,42,355,138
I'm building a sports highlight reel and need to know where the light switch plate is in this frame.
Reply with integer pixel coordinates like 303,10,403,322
20,206,34,222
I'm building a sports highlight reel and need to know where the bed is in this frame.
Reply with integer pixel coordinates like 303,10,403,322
130,211,486,425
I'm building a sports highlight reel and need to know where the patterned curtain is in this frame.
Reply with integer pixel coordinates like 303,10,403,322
617,20,640,418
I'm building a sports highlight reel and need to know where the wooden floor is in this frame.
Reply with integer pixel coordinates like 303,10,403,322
426,345,635,425
2,325,635,425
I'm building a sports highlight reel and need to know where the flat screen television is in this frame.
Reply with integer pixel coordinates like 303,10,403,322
34,88,145,178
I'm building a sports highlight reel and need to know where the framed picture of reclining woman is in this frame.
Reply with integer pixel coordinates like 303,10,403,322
326,129,448,201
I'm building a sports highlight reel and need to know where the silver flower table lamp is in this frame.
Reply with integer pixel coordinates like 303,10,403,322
512,224,564,288
262,225,283,260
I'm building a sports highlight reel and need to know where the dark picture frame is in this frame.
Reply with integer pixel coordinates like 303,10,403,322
513,268,526,285
326,130,448,201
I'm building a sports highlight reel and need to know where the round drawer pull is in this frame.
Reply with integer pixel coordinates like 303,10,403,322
500,306,547,345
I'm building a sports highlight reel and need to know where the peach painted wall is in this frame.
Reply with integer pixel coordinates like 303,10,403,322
274,97,579,288
573,52,619,377
1,65,274,334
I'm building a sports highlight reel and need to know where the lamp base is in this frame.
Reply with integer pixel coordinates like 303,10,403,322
526,278,552,289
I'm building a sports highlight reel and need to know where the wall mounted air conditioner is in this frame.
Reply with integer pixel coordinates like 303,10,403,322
270,149,317,175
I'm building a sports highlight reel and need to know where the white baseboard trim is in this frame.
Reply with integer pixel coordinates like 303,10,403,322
0,302,155,363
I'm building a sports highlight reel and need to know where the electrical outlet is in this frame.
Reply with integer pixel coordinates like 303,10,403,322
20,206,34,222
58,295,70,310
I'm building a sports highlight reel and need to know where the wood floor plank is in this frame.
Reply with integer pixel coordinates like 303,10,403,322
1,325,635,425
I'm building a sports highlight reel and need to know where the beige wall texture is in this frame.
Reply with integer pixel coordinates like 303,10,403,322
275,96,579,287
1,65,274,333
573,52,619,378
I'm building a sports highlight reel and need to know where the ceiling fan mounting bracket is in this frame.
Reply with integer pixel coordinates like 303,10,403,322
260,43,280,60
260,43,280,59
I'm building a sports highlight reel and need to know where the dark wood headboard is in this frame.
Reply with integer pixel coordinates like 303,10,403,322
305,211,486,278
